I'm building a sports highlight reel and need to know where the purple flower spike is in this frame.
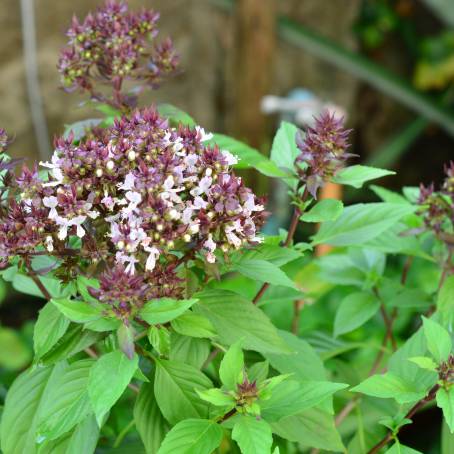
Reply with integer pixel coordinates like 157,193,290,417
57,0,179,110
295,111,353,198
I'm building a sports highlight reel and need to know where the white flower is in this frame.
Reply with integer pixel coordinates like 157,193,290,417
43,167,64,187
195,126,214,142
144,245,160,271
222,150,239,166
193,196,208,209
87,210,99,219
243,193,264,213
55,215,86,240
118,172,136,191
184,154,199,169
190,175,212,197
226,231,242,248
43,196,58,219
45,235,54,252
121,191,142,218
225,220,243,248
173,137,184,152
163,175,175,190
101,193,116,210
162,131,172,147
161,176,184,204
203,234,217,263
71,215,87,238
39,152,59,169
116,251,139,275
188,222,200,234
182,207,193,224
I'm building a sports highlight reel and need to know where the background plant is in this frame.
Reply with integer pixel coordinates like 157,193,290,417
0,1,453,453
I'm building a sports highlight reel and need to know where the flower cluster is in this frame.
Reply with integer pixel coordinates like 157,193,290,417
0,108,265,316
0,128,9,153
57,0,179,109
418,162,454,233
295,112,353,197
437,354,454,385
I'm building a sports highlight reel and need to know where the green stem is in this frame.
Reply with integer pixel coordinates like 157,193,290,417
113,419,136,448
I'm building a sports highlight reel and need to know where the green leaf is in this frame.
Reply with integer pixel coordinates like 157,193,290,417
234,260,296,289
171,313,216,338
157,419,223,454
40,325,103,366
408,356,438,371
301,199,344,223
385,443,423,454
259,380,347,422
36,359,94,442
12,274,67,299
270,121,299,171
232,416,273,454
169,333,210,369
271,408,344,452
51,298,102,323
208,133,286,178
333,165,395,188
334,292,380,337
352,372,427,404
154,359,213,424
370,185,409,204
196,388,236,407
117,323,135,359
437,275,454,326
134,383,168,454
422,317,452,363
264,330,326,381
36,415,99,454
312,203,416,246
442,419,454,454
219,341,244,389
238,244,302,267
76,276,101,304
156,104,196,127
248,361,270,384
388,329,438,390
139,298,198,324
437,388,454,433
0,326,31,370
34,303,70,360
88,350,138,423
194,290,290,354
84,317,121,332
1,365,60,454
148,325,171,357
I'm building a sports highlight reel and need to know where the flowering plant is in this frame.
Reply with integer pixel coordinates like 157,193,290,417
0,2,452,454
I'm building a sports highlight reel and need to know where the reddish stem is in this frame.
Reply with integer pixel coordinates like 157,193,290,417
367,385,440,454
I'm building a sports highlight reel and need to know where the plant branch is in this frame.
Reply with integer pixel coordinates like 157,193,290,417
24,256,52,300
252,188,309,306
218,408,237,424
367,384,440,454
24,256,141,394
291,300,304,334
329,257,413,439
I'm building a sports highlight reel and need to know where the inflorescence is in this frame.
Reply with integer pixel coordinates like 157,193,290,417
295,112,353,197
57,0,179,110
0,109,265,318
418,162,454,234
